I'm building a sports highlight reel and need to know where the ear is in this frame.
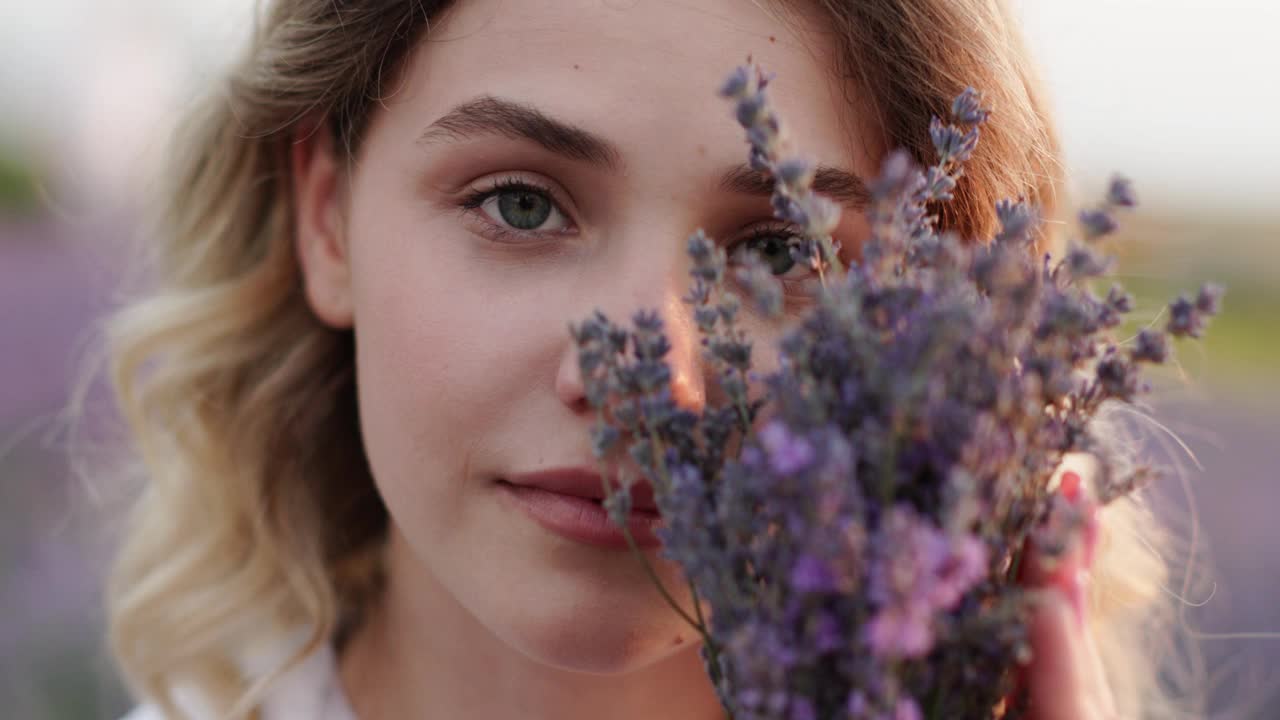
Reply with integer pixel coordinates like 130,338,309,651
292,118,354,329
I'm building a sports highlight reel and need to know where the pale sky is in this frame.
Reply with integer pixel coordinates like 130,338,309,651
1014,0,1280,216
1,0,1276,216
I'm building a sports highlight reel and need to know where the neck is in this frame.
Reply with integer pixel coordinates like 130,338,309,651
337,531,726,720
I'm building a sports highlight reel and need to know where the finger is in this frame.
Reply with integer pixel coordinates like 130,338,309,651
1021,469,1117,719
1076,597,1119,717
1021,471,1099,597
1033,571,1119,717
1026,590,1106,720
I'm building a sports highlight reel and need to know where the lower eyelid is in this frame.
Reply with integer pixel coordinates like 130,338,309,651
461,209,578,247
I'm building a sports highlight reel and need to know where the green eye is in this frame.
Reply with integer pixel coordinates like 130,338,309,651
496,188,553,230
753,235,798,275
461,178,572,239
735,232,804,277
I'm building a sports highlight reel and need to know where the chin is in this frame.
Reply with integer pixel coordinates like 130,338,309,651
500,608,699,675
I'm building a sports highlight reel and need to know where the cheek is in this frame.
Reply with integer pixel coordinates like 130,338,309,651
344,210,511,522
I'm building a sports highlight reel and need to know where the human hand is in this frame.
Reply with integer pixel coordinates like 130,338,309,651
1019,467,1120,720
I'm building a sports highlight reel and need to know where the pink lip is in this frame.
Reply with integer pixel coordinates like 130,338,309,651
497,467,663,550
503,466,659,511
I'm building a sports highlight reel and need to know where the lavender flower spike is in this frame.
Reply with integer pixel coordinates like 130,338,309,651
951,87,990,125
719,60,844,286
570,62,1223,720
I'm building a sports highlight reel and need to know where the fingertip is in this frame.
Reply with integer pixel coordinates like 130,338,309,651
1023,470,1102,590
1059,470,1082,502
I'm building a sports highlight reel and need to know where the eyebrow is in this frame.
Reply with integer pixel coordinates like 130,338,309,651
418,94,870,209
716,163,871,210
418,95,622,171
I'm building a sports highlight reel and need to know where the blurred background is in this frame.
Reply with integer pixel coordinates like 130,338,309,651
1,0,1276,717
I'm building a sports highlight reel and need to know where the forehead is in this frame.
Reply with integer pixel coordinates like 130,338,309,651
376,0,881,180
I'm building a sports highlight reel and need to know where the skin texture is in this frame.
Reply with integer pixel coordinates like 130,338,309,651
291,1,1116,717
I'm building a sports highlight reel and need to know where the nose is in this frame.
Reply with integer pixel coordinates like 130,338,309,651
555,241,710,418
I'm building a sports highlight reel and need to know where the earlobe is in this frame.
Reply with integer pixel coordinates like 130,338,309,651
292,119,355,329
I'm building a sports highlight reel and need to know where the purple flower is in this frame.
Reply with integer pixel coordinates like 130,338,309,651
776,157,816,187
590,424,619,458
865,602,934,659
810,609,843,653
928,534,988,610
1107,174,1137,207
570,63,1222,720
872,507,942,601
718,65,754,98
893,697,924,720
788,696,817,720
797,194,841,238
790,553,838,593
847,691,869,716
760,420,816,475
923,166,957,202
1132,328,1169,364
1196,282,1225,315
1064,242,1113,279
1106,284,1134,314
1078,208,1119,239
735,93,768,129
1166,286,1222,339
863,506,987,658
929,117,980,164
950,87,990,125
1095,349,1143,401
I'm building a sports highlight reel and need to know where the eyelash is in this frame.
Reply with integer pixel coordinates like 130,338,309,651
458,176,574,245
457,176,819,294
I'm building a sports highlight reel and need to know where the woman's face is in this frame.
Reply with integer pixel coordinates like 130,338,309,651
296,0,882,676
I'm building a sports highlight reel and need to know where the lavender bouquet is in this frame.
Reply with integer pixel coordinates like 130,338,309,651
569,62,1221,720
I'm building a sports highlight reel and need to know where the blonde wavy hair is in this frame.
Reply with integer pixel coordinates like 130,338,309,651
76,0,1203,717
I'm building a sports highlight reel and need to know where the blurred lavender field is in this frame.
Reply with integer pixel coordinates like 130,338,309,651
2,1,1278,718
1,214,133,719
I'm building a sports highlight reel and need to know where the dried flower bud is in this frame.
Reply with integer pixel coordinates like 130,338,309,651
1131,329,1169,364
1166,291,1219,339
923,166,957,202
1078,208,1119,240
950,87,990,125
1095,349,1142,401
801,195,841,238
1107,175,1137,207
590,423,620,458
760,420,816,474
1196,282,1225,315
694,305,720,333
776,157,816,189
1105,284,1134,314
718,65,755,99
603,488,632,525
993,198,1039,246
1064,242,1114,279
735,94,768,129
929,118,980,164
734,254,785,319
